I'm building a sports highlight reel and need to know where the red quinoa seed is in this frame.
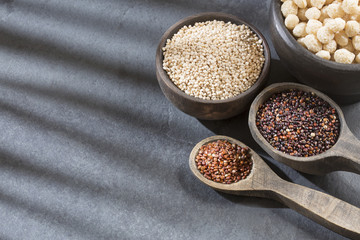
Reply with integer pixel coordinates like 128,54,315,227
195,140,253,184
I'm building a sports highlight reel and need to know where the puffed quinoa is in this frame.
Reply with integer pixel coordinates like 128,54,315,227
281,0,360,63
352,35,360,50
350,14,360,21
316,49,332,59
323,17,333,24
325,17,346,32
311,0,326,8
345,20,360,37
162,20,265,100
298,8,309,21
304,34,323,51
319,6,330,21
282,1,299,17
285,14,300,29
327,2,346,18
297,37,307,46
306,7,322,19
317,26,335,42
293,22,308,36
306,19,323,34
343,13,352,21
294,0,308,8
323,39,338,52
341,0,359,14
322,17,332,25
335,30,350,45
355,52,360,62
334,48,355,63
343,41,355,51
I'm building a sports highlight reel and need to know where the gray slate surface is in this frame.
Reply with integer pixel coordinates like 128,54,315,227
0,0,359,239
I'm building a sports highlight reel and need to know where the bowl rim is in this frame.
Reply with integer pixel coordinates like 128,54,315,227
271,0,360,70
155,12,271,104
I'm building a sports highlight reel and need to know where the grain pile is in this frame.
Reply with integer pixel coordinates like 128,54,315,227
281,0,360,64
256,89,340,157
162,20,265,100
195,140,253,184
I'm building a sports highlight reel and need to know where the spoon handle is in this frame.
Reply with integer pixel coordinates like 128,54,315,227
332,127,360,174
270,179,360,239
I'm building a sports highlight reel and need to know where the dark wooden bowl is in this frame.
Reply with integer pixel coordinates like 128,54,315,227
156,12,271,120
270,0,360,103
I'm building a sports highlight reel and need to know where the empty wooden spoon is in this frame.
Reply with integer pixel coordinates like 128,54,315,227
248,82,360,175
189,135,360,239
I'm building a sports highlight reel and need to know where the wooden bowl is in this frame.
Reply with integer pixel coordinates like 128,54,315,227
156,12,271,120
270,0,360,103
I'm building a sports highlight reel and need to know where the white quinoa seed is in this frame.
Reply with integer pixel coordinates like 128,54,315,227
162,20,265,100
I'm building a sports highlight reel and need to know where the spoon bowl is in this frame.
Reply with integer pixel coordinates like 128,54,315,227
189,135,273,195
248,83,360,175
189,135,360,239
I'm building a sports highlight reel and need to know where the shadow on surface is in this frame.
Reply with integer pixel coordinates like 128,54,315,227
0,76,165,134
0,25,157,88
147,0,269,21
272,207,345,240
0,2,199,234
0,235,14,240
13,0,159,42
300,172,360,208
267,59,297,84
0,188,128,240
0,139,187,238
219,192,284,208
199,110,260,150
177,165,223,204
0,98,181,182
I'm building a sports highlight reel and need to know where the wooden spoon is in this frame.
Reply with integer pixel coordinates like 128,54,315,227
248,82,360,175
189,135,360,239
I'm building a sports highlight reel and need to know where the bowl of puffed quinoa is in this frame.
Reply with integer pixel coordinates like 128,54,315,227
156,12,271,120
271,0,360,103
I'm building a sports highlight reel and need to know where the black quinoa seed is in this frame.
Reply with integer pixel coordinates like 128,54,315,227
255,89,340,157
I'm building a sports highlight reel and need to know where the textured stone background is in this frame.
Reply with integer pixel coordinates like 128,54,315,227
0,0,359,239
